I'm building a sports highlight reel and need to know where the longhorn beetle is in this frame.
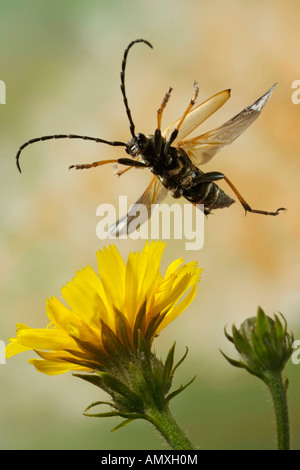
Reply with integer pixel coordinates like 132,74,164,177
16,39,285,235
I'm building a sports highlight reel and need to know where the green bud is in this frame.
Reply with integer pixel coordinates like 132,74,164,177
222,307,294,381
222,307,294,450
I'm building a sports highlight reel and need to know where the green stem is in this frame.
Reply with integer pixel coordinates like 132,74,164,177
265,372,290,450
146,405,195,450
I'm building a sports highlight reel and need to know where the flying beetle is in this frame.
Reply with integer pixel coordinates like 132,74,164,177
16,39,285,235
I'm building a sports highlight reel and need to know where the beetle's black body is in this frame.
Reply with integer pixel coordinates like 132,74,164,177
125,131,234,215
15,38,285,233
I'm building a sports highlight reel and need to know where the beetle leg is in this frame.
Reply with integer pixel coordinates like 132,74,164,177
154,88,173,157
157,87,173,130
175,81,199,133
165,82,199,152
200,171,286,216
69,157,147,171
113,165,134,177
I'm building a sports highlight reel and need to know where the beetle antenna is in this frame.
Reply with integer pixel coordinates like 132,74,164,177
120,39,153,138
15,134,126,173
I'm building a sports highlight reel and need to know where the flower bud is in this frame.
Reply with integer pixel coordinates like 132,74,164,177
222,307,294,382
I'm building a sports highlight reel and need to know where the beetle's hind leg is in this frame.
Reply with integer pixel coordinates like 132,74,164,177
223,176,286,216
200,171,286,216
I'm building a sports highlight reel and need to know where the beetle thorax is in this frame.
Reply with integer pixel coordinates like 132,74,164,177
125,133,158,165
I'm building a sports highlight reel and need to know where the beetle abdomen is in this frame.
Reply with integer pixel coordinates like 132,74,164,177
183,182,235,211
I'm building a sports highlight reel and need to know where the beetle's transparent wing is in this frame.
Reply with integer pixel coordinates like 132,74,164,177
108,176,168,236
162,89,231,144
177,84,276,166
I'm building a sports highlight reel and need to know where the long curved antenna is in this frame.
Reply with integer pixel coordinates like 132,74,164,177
120,39,153,138
16,134,126,173
16,39,153,173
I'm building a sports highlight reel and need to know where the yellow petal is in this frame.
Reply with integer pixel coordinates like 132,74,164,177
46,296,76,331
5,337,31,358
97,245,126,313
164,258,184,277
157,285,198,333
61,266,110,326
28,358,91,375
138,241,166,304
17,327,76,351
125,241,166,324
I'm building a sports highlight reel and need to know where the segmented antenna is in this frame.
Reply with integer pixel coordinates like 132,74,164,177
15,134,126,173
120,39,153,138
15,39,153,173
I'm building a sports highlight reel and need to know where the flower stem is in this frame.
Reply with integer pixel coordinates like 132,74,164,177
265,372,290,450
146,405,195,450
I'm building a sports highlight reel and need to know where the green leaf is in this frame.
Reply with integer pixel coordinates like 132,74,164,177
171,346,189,378
232,325,253,357
137,330,152,368
274,314,284,343
110,419,134,432
100,320,127,362
220,350,246,369
144,312,166,344
137,331,156,393
249,327,267,363
256,307,271,339
161,343,175,392
84,411,122,418
73,373,108,391
70,335,110,367
60,356,99,371
224,325,234,343
84,401,115,412
166,375,196,403
111,411,147,423
133,301,147,351
129,361,153,406
113,308,133,352
98,371,142,406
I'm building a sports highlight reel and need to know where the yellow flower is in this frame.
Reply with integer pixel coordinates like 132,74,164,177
6,241,202,375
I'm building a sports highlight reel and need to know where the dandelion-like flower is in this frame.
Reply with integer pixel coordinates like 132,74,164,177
7,241,201,374
7,241,201,449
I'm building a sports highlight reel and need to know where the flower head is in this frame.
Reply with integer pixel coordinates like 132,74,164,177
6,241,201,376
222,306,294,381
222,307,294,451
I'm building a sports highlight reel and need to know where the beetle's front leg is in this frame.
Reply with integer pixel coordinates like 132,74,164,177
154,129,163,157
69,157,147,171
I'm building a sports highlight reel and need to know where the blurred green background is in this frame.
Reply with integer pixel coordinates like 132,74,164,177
1,0,300,450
